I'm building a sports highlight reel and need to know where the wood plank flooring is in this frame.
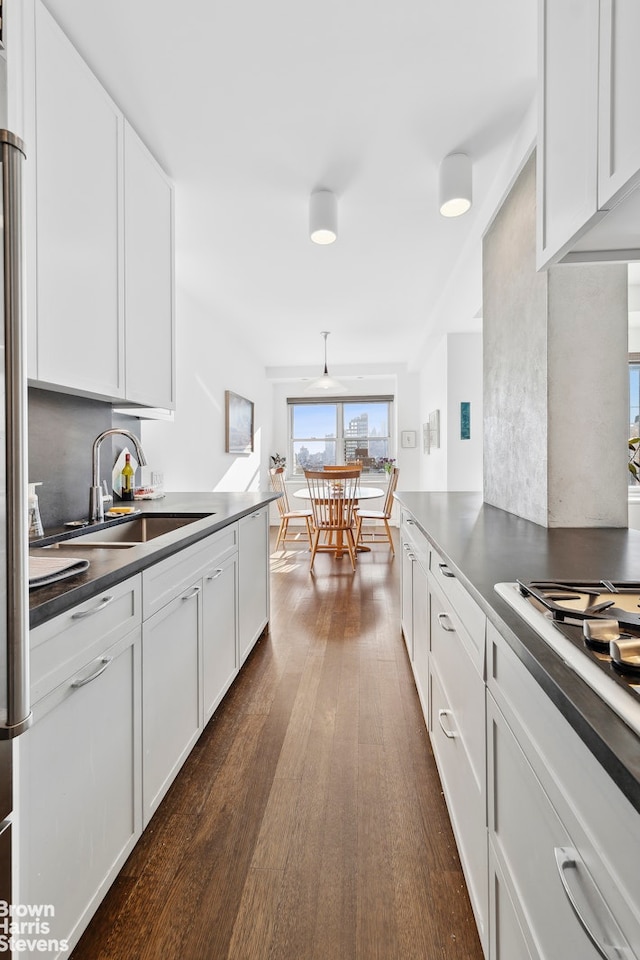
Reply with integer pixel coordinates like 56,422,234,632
71,532,484,960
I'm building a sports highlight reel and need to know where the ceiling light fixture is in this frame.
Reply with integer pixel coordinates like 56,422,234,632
309,190,337,244
439,153,472,218
304,331,348,394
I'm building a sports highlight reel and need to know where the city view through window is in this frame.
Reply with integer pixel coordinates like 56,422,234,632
631,361,640,487
289,400,393,475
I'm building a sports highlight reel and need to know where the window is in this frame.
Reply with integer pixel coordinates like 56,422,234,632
630,356,640,487
288,396,393,476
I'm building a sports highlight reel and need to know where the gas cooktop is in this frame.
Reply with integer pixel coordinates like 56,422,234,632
495,580,640,739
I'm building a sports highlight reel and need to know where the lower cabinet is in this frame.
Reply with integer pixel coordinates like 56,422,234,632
487,622,640,960
142,582,202,823
202,550,238,723
429,573,487,953
17,507,272,956
400,511,429,713
141,522,239,824
17,625,142,956
238,507,269,664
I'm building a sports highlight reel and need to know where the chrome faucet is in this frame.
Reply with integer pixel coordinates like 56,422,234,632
89,428,148,523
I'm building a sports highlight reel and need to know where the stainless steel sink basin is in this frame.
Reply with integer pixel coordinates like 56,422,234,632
42,514,211,549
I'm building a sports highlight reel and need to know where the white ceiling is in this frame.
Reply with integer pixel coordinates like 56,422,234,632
43,0,538,368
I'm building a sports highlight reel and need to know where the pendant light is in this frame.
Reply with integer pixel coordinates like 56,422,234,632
309,190,337,244
439,153,472,217
304,331,348,394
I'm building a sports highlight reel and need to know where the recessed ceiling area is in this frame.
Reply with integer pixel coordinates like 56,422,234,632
42,0,538,368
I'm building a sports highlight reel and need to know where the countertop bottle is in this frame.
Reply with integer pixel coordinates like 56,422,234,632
120,454,135,501
28,482,44,537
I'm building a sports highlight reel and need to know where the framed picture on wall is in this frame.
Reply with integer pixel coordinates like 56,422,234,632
225,390,254,454
423,422,430,455
401,430,417,448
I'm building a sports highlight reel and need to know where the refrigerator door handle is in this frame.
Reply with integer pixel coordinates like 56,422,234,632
1,130,31,739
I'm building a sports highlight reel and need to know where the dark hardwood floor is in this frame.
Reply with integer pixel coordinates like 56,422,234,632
71,531,484,959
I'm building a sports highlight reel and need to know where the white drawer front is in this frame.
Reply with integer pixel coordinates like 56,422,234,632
430,576,486,793
142,524,237,619
30,574,141,704
488,622,640,955
429,659,488,951
488,691,640,959
430,544,485,670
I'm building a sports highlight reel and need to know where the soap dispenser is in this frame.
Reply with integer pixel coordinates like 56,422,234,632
28,482,44,538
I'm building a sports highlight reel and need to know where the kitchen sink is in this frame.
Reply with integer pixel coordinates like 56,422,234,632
41,514,212,549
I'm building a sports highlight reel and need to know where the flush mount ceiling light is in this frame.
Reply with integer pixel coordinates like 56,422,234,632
309,190,337,244
439,153,472,218
304,331,348,394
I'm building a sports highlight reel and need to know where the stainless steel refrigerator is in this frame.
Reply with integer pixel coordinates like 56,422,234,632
0,119,31,906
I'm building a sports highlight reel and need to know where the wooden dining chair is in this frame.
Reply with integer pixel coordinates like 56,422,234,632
323,461,362,473
269,468,313,552
304,468,361,571
355,466,399,555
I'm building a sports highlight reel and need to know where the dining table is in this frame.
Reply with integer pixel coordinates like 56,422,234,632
293,484,385,558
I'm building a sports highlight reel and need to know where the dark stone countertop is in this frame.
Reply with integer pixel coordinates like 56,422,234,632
394,491,640,814
28,491,279,629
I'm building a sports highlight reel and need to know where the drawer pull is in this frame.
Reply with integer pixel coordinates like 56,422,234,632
438,709,457,739
438,562,455,579
71,595,115,619
206,568,224,581
71,656,113,688
437,612,455,633
181,585,201,601
554,847,631,960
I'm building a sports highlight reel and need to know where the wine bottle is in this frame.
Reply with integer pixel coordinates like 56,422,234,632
121,453,135,501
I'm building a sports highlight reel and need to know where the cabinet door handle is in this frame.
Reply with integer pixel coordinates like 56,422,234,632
71,595,115,619
438,709,457,739
554,847,631,960
181,585,201,601
437,612,455,633
71,656,113,688
250,511,261,519
438,562,455,579
180,584,200,600
206,568,224,581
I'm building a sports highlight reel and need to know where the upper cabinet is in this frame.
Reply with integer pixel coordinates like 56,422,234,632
23,0,175,407
537,0,640,269
124,123,175,409
31,1,123,398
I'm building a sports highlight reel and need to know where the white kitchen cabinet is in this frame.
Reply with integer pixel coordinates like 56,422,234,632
123,121,175,409
18,582,142,957
141,523,240,822
538,0,640,267
400,510,429,714
597,0,640,209
142,581,201,824
202,550,238,723
31,0,123,398
238,507,269,664
24,0,175,407
487,621,640,959
429,571,488,954
401,531,415,661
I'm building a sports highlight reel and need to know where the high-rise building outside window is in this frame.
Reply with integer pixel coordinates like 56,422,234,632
288,397,393,475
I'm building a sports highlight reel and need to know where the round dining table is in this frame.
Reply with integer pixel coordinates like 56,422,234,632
293,484,385,557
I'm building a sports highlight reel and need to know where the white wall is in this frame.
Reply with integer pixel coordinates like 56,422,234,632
420,337,448,489
141,287,272,492
447,332,483,491
418,332,483,491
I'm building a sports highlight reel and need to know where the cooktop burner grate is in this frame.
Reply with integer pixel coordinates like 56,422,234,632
495,582,640,738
